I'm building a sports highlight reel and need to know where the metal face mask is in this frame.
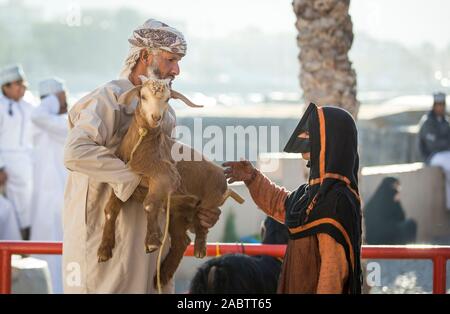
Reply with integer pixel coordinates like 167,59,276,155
283,103,315,154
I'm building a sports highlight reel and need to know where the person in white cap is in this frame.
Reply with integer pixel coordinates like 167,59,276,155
29,77,69,293
0,64,35,240
38,77,68,112
419,92,450,210
63,19,221,293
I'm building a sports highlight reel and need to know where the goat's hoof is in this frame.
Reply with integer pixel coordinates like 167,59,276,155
194,247,207,258
97,245,113,263
145,232,162,253
145,244,160,253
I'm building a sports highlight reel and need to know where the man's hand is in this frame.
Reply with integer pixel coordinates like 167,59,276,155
222,160,256,184
0,170,7,186
197,207,221,229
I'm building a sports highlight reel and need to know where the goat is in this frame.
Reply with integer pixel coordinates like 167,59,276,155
96,76,244,287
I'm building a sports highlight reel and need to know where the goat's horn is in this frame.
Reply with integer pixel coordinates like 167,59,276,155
171,89,203,108
223,189,245,204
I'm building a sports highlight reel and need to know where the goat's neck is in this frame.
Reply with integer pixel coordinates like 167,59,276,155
133,106,163,140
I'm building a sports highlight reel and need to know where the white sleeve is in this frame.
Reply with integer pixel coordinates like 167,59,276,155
64,96,141,202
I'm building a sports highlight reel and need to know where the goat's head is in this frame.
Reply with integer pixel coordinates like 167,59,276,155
119,75,202,128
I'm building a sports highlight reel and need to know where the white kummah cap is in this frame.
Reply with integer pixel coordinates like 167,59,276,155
38,77,66,97
433,92,446,104
0,64,26,86
128,19,187,56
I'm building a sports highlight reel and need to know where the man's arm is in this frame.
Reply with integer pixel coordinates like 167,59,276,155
418,119,433,159
64,97,141,202
32,108,68,144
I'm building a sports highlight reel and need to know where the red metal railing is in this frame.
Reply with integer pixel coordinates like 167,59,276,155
0,241,449,294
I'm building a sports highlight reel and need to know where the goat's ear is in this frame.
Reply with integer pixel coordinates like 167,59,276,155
138,75,149,84
118,86,141,106
171,89,203,108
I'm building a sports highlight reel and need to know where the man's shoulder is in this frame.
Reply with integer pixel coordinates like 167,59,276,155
419,112,434,127
76,79,131,104
70,79,134,114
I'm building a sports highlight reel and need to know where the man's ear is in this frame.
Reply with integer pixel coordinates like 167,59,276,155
140,49,152,66
118,86,141,106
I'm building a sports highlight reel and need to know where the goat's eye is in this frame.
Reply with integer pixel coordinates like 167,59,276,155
141,95,147,101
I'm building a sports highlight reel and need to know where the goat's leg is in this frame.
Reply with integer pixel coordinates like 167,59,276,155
142,169,182,253
154,213,192,288
193,208,210,259
143,186,165,253
144,207,163,254
97,193,124,262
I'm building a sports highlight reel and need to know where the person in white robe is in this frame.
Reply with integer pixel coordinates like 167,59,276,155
0,194,21,240
62,19,221,294
30,77,69,293
0,64,35,240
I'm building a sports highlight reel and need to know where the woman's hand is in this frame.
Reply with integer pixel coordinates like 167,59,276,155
222,160,256,184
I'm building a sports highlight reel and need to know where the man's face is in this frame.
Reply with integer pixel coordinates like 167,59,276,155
433,102,446,117
2,80,26,101
145,50,182,81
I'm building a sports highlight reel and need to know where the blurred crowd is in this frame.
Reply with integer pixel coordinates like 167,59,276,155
0,64,68,293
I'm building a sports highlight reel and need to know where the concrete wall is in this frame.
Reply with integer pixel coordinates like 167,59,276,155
360,163,450,243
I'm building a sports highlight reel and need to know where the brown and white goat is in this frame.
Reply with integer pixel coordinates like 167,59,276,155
97,76,244,286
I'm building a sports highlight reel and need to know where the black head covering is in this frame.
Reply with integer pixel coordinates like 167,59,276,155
284,103,362,294
366,177,399,207
364,177,406,244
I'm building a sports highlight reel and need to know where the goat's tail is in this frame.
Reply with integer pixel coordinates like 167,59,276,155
223,189,245,204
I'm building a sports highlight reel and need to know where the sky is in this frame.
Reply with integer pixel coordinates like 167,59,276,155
4,0,450,49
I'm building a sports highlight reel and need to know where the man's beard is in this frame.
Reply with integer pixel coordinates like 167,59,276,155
147,58,174,82
147,61,161,79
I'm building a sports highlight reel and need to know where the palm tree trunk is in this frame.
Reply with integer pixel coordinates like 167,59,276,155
293,0,359,118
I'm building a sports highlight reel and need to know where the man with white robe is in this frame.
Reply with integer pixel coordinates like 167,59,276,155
0,194,21,240
0,64,35,240
63,19,221,293
30,77,69,293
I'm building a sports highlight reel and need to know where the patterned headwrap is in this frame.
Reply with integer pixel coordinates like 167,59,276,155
129,19,186,55
120,19,186,79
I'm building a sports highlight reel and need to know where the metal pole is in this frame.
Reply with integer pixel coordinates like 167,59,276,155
433,256,447,294
0,249,11,294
